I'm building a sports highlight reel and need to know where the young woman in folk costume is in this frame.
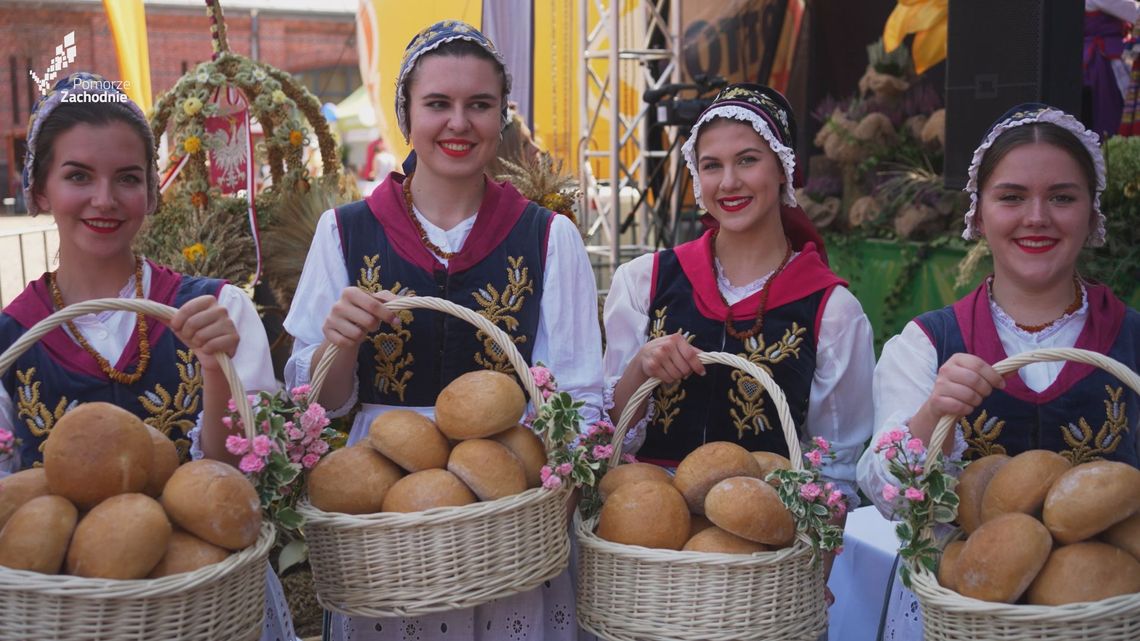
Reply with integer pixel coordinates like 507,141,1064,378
603,83,875,539
0,73,297,640
283,20,603,641
857,104,1140,638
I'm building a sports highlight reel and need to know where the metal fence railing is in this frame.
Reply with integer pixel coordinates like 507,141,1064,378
0,223,60,307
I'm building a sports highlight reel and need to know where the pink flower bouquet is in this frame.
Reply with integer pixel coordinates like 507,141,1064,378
768,437,849,554
224,384,338,534
872,428,960,587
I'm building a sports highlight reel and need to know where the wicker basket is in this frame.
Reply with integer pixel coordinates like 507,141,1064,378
0,297,276,641
295,295,571,618
911,347,1140,640
576,351,827,641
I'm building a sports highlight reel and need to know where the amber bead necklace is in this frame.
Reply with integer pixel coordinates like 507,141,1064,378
1010,275,1084,334
48,256,150,385
402,172,458,259
710,230,793,341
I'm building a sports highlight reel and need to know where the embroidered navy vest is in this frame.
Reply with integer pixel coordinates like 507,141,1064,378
915,284,1140,467
639,249,830,463
336,198,552,407
0,272,223,466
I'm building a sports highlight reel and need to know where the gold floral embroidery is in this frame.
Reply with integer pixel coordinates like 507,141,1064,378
1060,385,1127,465
648,307,688,434
356,254,417,402
15,367,74,458
961,410,1007,459
139,348,202,461
728,323,806,439
473,256,534,373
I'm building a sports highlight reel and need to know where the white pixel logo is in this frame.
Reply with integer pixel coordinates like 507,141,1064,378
29,31,78,96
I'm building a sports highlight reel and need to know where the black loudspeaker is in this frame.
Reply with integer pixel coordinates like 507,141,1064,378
943,0,1084,189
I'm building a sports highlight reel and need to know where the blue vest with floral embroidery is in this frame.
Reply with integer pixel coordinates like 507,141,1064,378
0,275,223,467
639,250,826,464
915,287,1140,466
335,199,551,407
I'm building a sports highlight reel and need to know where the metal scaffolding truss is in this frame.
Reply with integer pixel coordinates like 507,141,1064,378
579,0,681,284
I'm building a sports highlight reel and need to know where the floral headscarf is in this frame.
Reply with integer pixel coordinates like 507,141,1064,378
22,72,158,216
394,20,512,142
962,103,1106,247
681,83,799,210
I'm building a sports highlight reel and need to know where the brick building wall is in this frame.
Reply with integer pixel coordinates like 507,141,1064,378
0,1,357,205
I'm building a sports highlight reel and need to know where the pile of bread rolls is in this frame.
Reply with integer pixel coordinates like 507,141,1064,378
307,370,547,514
938,449,1140,605
594,441,796,554
0,402,262,579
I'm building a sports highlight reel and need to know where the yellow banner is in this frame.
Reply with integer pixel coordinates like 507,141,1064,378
356,0,483,161
103,0,152,113
532,0,580,168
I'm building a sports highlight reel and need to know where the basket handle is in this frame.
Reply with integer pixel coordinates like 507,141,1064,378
0,298,256,442
308,295,551,447
924,347,1140,475
609,351,803,470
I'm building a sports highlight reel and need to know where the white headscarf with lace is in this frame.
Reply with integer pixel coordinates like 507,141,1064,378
962,105,1106,247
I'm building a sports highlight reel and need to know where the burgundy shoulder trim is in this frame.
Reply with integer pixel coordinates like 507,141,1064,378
541,206,554,271
649,253,662,303
914,317,936,346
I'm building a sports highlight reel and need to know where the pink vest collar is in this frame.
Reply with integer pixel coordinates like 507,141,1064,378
363,173,533,273
671,228,846,322
4,259,186,379
953,279,1125,403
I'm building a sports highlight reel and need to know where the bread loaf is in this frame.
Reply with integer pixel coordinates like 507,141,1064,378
980,450,1070,523
750,451,792,480
490,425,547,488
161,459,262,550
704,476,794,547
434,370,526,440
66,493,171,579
1043,460,1140,544
955,512,1052,603
956,454,1009,534
307,444,404,513
683,526,770,554
598,462,672,501
447,439,528,501
143,424,181,498
368,410,450,472
688,513,715,539
0,495,78,574
937,540,966,592
1027,542,1140,605
1102,513,1140,562
43,402,153,509
673,442,763,514
596,480,690,550
0,468,49,529
148,529,232,578
381,469,477,512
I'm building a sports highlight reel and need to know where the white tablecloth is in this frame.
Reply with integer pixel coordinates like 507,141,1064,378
827,506,902,641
